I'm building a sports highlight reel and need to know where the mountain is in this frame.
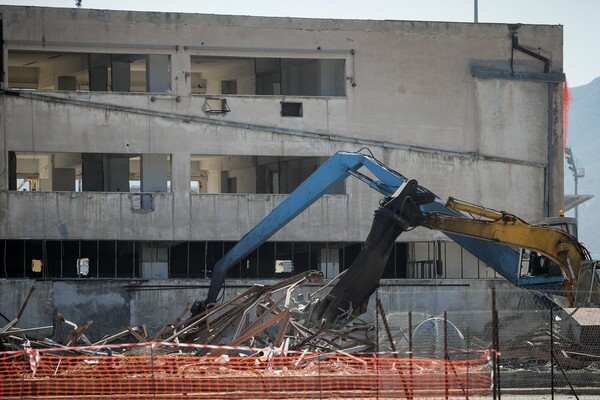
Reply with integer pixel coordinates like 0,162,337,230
566,76,600,258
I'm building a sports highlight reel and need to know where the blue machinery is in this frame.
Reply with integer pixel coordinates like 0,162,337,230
198,150,563,315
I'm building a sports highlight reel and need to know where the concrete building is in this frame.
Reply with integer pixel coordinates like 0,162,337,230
0,6,565,338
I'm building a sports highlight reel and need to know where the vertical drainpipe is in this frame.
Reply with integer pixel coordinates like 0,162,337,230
510,25,556,217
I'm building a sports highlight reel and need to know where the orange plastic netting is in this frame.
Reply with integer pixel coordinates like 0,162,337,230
0,345,491,399
563,80,571,151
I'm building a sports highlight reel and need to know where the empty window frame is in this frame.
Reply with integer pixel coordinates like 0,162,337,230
0,240,138,279
190,56,346,96
7,51,171,92
408,241,498,279
190,155,344,195
281,102,302,117
10,152,171,193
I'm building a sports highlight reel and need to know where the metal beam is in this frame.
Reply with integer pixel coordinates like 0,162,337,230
472,66,565,83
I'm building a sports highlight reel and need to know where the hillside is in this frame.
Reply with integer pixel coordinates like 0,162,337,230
566,76,600,258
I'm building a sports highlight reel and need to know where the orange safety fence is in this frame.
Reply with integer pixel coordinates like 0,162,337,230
0,343,492,399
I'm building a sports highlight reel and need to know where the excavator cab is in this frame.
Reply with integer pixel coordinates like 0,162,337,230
518,217,578,278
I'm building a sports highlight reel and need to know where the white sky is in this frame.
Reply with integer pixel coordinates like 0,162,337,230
1,0,599,87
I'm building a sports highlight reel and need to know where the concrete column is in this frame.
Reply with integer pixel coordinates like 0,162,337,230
38,155,52,192
111,60,131,92
146,55,170,93
207,170,221,193
169,152,189,194
141,154,168,192
89,54,111,91
171,50,191,97
82,153,103,192
105,155,129,192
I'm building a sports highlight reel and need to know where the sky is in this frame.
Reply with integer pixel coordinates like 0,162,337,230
1,0,599,88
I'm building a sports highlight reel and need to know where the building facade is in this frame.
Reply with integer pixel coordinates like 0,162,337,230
0,6,565,336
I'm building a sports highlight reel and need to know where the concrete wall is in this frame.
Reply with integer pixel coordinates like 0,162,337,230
0,278,540,342
0,6,566,327
0,8,564,239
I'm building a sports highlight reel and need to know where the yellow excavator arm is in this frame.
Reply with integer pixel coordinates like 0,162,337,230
421,197,592,306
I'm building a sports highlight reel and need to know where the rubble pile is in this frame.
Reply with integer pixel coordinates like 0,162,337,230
1,271,377,357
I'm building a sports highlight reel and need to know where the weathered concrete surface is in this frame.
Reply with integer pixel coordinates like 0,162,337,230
0,5,564,243
1,278,542,342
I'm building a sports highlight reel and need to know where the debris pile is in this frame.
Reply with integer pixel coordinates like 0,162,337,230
1,271,379,356
1,274,495,398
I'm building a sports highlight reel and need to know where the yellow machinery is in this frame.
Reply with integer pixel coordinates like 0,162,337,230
421,197,600,307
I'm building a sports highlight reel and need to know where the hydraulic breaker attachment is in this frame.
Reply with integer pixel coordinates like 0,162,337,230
309,179,435,327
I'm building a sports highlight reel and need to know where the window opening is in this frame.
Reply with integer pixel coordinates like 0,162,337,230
191,56,346,96
7,50,169,92
281,102,303,117
190,155,343,195
11,152,171,194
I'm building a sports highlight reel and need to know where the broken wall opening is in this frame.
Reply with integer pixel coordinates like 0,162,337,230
409,241,499,279
190,56,346,96
0,239,503,280
0,240,407,280
191,155,344,195
11,151,172,193
7,50,172,92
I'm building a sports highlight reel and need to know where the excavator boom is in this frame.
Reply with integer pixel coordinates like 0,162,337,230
420,197,593,306
193,150,596,322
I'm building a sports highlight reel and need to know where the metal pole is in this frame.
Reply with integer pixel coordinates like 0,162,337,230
574,175,579,228
409,311,414,399
444,311,449,400
375,289,380,353
551,307,554,399
474,0,479,23
492,287,500,400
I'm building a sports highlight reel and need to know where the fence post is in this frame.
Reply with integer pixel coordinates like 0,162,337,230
444,311,448,400
491,287,500,400
409,311,413,399
550,306,554,400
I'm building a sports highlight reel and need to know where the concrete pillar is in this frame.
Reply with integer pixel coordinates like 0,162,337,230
82,153,103,192
89,54,111,91
141,154,168,192
146,55,170,93
38,155,52,192
111,60,131,92
207,170,221,193
105,155,129,192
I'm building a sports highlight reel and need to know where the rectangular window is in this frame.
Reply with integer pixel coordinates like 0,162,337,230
7,51,169,93
281,102,303,117
190,56,346,96
190,155,344,195
11,152,171,194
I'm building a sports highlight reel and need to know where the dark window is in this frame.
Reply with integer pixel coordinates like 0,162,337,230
170,242,189,278
98,241,116,278
62,241,80,278
189,242,207,278
116,242,136,278
281,102,303,117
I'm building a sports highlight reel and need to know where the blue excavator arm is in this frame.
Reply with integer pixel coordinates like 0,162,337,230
203,151,414,306
196,150,546,315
